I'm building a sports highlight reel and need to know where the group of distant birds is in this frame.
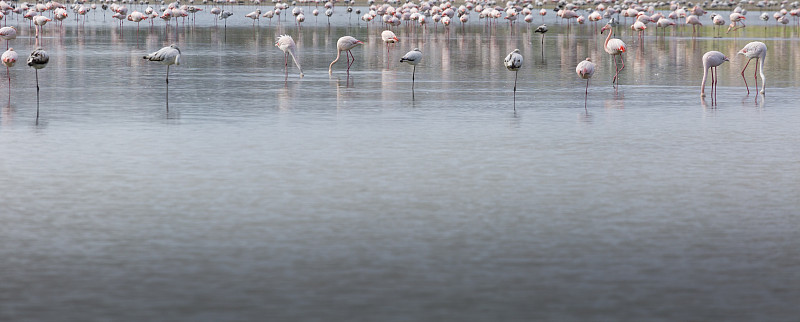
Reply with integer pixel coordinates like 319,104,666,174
0,0,786,120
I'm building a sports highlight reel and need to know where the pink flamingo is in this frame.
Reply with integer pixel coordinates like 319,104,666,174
1,47,17,82
600,23,627,85
328,36,363,75
737,41,767,95
0,26,16,49
700,51,729,99
686,14,702,36
381,30,399,69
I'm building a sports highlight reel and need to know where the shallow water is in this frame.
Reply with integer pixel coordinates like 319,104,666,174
1,8,799,321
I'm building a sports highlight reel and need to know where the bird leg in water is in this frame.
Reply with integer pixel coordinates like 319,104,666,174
612,56,619,83
166,65,170,112
741,58,752,95
513,70,518,111
412,65,416,90
754,58,759,94
35,69,40,123
584,79,589,111
285,52,289,77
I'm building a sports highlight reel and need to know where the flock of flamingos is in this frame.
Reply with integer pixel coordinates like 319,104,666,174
0,0,787,118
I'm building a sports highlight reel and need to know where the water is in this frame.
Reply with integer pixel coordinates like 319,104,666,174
1,8,799,321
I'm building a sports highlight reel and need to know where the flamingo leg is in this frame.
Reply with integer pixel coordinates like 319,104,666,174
412,65,416,90
611,55,619,83
513,70,517,111
584,78,589,111
387,44,390,69
754,58,759,94
741,57,752,95
166,65,170,112
711,66,716,103
35,69,39,123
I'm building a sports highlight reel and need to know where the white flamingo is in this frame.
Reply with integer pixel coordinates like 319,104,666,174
275,35,304,78
0,26,16,50
700,51,729,99
576,57,596,110
143,44,181,110
399,47,422,91
737,41,767,95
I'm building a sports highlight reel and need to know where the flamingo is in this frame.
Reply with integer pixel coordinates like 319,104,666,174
711,14,725,37
631,20,646,42
737,41,767,95
0,26,16,49
328,36,363,75
727,12,746,33
33,16,51,40
143,44,181,110
759,12,769,33
399,47,422,92
2,47,17,82
381,30,399,68
686,14,702,36
600,23,627,85
534,23,547,46
503,48,523,111
700,51,729,99
575,57,596,111
27,47,48,123
246,9,261,26
275,35,304,78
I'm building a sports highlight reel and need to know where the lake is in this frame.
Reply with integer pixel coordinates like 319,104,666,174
0,6,798,321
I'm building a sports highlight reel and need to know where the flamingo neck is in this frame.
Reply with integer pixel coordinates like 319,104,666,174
328,49,341,74
604,27,612,49
700,66,709,96
289,48,303,76
758,56,766,93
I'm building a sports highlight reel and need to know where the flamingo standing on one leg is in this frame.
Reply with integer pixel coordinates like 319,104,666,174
143,44,181,111
329,36,363,75
275,35,304,78
27,47,48,123
600,23,627,85
399,47,422,94
575,57,596,111
0,26,16,49
534,23,547,46
381,30,399,69
737,41,767,95
700,51,729,100
2,47,17,82
503,48,523,111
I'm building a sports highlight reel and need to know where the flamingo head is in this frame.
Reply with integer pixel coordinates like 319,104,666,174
393,36,399,42
600,24,610,33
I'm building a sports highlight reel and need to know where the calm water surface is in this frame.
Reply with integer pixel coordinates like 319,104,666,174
1,9,798,321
